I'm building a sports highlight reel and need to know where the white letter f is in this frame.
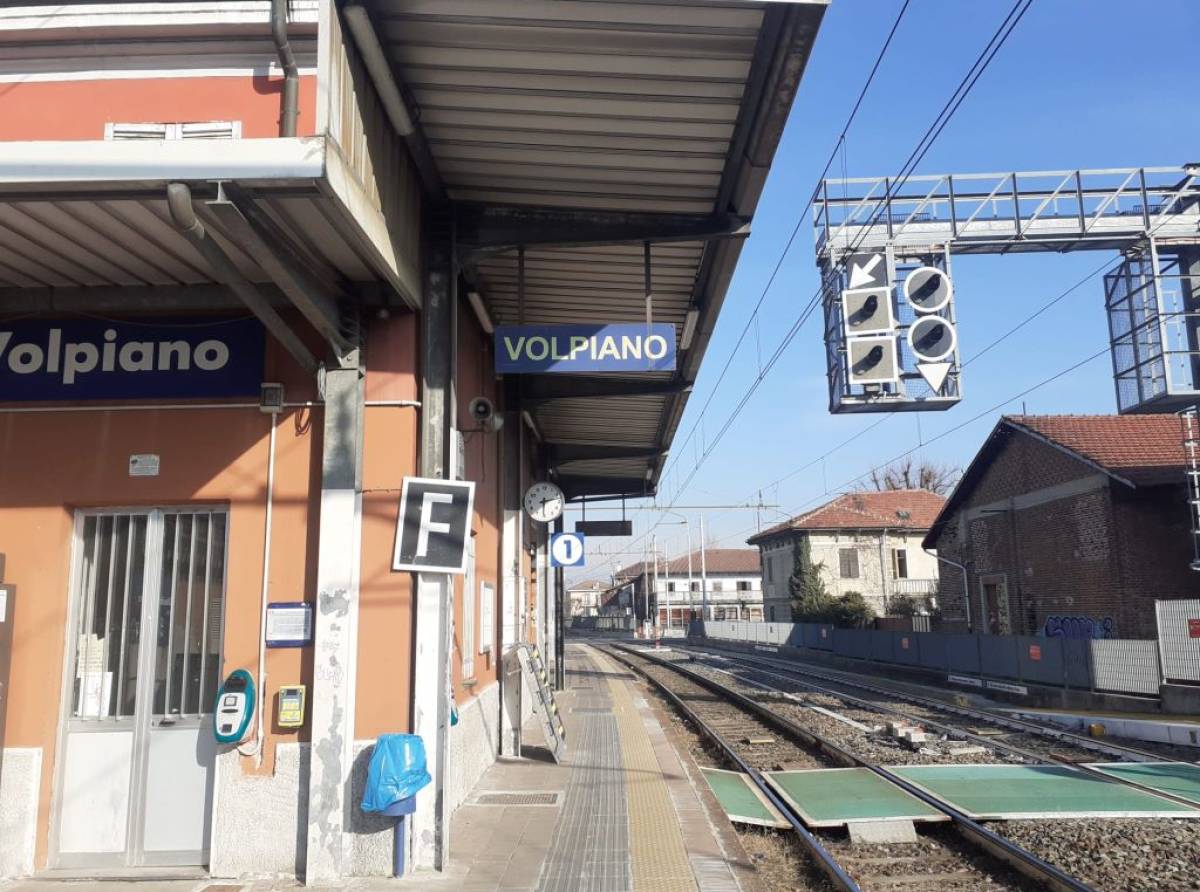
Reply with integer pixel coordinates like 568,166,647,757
416,492,454,558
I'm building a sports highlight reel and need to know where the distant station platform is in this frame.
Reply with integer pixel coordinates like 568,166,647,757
404,642,753,892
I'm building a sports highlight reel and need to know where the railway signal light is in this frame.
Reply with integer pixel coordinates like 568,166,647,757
904,266,953,313
847,334,899,385
842,287,894,337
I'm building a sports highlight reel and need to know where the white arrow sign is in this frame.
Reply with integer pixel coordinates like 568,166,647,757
917,361,952,393
848,253,884,289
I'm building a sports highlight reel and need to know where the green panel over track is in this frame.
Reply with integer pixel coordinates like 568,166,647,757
893,764,1200,819
763,768,946,828
1088,762,1200,808
700,768,789,828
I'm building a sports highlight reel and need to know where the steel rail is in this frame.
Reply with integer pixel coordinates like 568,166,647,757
608,643,1096,892
685,640,1196,766
595,645,861,892
684,646,1200,813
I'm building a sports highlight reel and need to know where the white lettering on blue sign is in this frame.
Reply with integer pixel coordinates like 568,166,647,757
494,323,676,374
0,328,230,384
0,318,264,401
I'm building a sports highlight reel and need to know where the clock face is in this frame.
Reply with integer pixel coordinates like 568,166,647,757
523,481,565,523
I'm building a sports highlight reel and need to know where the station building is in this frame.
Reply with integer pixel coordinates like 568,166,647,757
0,0,826,883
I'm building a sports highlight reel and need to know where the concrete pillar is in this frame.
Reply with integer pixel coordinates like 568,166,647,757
305,354,365,884
553,516,565,690
412,216,456,871
499,402,523,755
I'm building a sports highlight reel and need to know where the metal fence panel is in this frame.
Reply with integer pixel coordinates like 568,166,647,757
893,632,920,666
918,632,949,671
1017,635,1065,687
946,634,982,675
834,628,871,660
979,635,1020,680
870,630,895,663
815,624,835,651
1090,639,1161,695
800,623,818,649
1062,638,1092,688
1156,599,1200,683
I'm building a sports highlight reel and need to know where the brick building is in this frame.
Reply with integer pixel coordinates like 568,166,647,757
924,415,1200,639
749,490,944,621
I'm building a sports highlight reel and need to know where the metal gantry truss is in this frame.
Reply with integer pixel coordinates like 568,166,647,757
815,166,1200,258
815,164,1200,415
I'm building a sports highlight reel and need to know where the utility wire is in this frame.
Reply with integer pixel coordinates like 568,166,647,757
590,0,1036,578
698,342,1112,554
664,0,1034,510
663,0,914,482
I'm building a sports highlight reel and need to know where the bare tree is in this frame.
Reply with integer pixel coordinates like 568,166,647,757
857,456,960,495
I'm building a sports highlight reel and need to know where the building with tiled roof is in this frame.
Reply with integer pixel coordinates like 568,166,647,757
567,579,607,618
606,547,763,631
749,490,946,621
924,414,1200,639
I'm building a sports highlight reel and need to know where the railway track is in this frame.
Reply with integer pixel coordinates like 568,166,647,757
678,642,1198,769
600,643,1094,892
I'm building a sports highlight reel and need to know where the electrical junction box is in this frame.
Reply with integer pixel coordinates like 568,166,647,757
277,685,306,729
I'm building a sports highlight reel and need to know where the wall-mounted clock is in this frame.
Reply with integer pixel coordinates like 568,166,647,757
523,481,565,524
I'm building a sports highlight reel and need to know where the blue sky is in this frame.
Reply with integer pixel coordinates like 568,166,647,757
567,0,1200,583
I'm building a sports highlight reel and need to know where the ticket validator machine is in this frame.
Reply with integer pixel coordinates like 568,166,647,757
213,669,255,744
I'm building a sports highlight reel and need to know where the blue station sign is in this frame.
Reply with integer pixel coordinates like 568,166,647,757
0,317,265,401
494,323,676,374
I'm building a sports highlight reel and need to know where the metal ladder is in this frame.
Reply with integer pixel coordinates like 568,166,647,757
1182,407,1200,570
516,643,568,762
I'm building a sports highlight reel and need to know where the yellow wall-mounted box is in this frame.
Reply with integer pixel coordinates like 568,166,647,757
278,685,306,729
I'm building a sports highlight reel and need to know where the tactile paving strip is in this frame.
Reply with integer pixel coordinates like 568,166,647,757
601,653,698,892
536,650,631,892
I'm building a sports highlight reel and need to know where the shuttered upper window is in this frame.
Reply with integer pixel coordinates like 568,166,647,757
105,121,242,140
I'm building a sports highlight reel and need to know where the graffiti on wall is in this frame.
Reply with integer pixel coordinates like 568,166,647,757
1043,614,1115,640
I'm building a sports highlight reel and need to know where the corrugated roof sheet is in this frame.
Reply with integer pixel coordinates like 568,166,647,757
367,0,826,497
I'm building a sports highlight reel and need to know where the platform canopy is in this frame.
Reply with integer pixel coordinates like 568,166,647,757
357,0,828,500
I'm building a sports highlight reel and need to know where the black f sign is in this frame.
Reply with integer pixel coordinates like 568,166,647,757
393,477,476,574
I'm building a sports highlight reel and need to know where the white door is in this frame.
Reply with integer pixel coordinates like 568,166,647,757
53,509,227,869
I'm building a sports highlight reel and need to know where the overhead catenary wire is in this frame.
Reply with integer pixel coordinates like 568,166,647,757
664,0,914,482
586,1,1037,580
688,342,1113,556
659,0,1035,517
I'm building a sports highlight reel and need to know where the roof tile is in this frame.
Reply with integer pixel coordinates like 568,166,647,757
748,489,946,544
1005,414,1186,486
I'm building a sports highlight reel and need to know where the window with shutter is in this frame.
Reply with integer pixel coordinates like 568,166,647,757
105,121,241,141
839,548,859,579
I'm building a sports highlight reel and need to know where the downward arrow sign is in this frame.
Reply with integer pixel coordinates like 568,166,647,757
849,254,883,288
917,361,952,393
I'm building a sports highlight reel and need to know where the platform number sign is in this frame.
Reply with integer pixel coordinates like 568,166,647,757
550,532,586,568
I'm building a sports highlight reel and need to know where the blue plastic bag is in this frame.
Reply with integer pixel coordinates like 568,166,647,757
361,733,432,813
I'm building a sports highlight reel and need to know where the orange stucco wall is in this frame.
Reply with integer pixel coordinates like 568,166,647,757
452,307,503,701
0,391,319,867
355,312,420,738
0,74,318,141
